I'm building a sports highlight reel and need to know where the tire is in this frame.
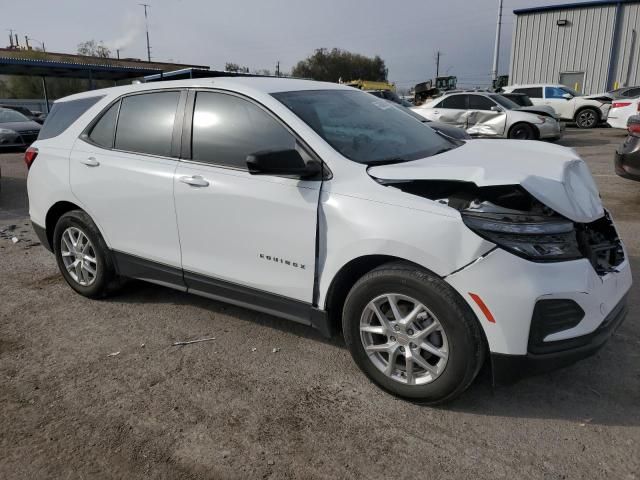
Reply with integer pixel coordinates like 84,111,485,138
53,210,120,298
342,262,486,404
508,122,536,140
575,107,599,129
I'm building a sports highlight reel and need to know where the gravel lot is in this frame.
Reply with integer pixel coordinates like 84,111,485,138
1,129,639,479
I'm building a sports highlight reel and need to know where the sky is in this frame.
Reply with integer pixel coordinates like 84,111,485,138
5,0,575,90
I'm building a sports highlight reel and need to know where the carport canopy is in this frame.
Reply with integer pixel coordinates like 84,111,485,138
0,56,164,113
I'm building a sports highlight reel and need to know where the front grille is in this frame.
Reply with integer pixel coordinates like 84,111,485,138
576,213,624,275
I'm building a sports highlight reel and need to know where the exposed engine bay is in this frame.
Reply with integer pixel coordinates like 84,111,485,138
382,179,624,274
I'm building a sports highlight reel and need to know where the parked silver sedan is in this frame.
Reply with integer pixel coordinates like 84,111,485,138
412,92,562,140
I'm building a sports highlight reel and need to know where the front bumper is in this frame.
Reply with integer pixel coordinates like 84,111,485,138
490,294,627,384
537,119,563,139
445,245,632,361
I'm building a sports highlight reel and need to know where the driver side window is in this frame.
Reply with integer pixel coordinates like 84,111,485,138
545,86,569,99
191,92,296,169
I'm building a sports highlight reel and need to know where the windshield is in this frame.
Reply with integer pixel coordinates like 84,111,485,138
0,108,30,123
273,89,455,164
490,95,520,110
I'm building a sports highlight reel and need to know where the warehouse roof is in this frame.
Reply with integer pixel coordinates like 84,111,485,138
514,0,640,15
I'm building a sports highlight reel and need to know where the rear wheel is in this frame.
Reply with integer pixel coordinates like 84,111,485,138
342,263,485,404
53,210,120,298
575,107,599,129
508,122,536,140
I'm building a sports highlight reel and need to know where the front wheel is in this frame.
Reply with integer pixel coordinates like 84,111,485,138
508,122,536,140
575,108,599,129
342,263,486,404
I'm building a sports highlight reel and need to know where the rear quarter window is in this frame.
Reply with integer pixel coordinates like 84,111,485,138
38,96,104,140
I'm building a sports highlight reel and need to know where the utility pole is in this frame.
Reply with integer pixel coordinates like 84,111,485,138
8,29,14,48
139,3,152,62
24,35,30,49
491,0,504,82
276,60,280,77
435,51,441,78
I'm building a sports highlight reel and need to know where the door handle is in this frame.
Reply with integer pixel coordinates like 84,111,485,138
80,157,100,167
179,175,210,187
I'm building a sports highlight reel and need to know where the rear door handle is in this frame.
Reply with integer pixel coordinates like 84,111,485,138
80,157,100,167
179,175,210,187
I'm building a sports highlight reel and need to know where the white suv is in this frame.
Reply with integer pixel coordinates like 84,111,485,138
502,84,612,128
26,78,631,403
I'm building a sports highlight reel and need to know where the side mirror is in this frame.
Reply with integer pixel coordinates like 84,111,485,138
246,149,321,178
490,105,502,112
562,93,573,100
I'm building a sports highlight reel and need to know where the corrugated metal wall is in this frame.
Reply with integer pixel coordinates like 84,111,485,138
611,3,640,88
509,2,640,94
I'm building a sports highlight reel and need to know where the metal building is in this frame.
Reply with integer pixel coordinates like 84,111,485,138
509,0,640,94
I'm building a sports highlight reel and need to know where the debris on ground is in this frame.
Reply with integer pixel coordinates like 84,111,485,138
172,337,215,346
272,348,280,353
251,347,257,352
107,351,120,357
11,237,19,244
140,343,146,348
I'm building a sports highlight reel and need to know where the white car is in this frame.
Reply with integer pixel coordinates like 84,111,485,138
26,78,631,403
411,92,562,140
607,97,640,129
503,84,612,128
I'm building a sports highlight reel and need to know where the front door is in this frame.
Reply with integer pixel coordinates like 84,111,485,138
543,86,575,119
173,90,321,304
70,90,184,269
465,95,506,136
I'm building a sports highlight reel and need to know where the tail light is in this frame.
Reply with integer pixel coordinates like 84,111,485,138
637,102,640,112
629,123,640,136
612,101,632,109
24,147,38,169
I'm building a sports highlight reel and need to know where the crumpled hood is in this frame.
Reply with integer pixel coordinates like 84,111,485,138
514,105,558,118
368,139,604,223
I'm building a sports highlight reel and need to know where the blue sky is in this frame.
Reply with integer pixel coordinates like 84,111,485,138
5,0,577,89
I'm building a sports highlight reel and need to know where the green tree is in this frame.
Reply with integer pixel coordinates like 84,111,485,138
291,48,388,82
77,40,111,58
225,62,249,73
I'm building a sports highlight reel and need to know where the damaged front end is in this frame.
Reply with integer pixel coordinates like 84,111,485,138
380,179,625,272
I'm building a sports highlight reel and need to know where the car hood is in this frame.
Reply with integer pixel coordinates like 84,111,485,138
0,121,41,132
583,92,613,102
367,139,603,223
514,105,558,118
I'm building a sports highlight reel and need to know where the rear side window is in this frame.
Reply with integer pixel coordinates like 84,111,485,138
191,91,295,169
513,87,542,98
626,88,640,98
38,96,104,140
438,95,467,109
88,102,119,148
115,91,179,157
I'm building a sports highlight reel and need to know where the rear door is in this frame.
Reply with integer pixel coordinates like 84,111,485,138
430,94,469,128
70,90,185,274
173,90,321,304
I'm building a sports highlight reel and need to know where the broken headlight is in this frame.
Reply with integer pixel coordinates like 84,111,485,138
462,211,582,261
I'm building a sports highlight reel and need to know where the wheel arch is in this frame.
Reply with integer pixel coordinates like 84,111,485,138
323,255,436,334
45,201,85,251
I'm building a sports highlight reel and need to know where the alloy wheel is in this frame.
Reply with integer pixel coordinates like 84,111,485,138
60,227,98,286
577,110,597,128
359,293,449,385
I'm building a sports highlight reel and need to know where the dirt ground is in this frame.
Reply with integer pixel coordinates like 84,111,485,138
1,129,639,479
